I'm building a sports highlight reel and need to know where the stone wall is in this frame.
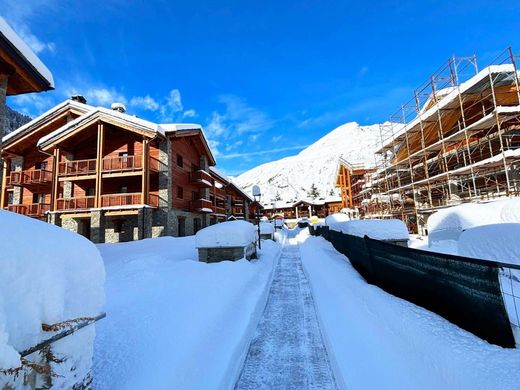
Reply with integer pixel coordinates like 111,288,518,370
198,243,257,263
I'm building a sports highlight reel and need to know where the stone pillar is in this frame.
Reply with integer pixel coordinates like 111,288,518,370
0,75,7,188
11,156,23,204
225,195,232,218
157,138,173,235
244,201,250,221
90,210,105,243
63,181,73,198
138,207,153,239
47,212,61,226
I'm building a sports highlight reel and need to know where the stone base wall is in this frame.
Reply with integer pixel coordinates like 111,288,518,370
198,242,256,263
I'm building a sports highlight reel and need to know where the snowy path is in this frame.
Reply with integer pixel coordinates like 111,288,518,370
235,233,338,389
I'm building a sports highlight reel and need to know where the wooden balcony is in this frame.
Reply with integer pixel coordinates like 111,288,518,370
101,193,159,208
6,203,49,217
58,159,96,177
190,198,213,213
102,155,142,173
56,196,96,210
22,169,52,186
190,170,213,187
6,171,22,186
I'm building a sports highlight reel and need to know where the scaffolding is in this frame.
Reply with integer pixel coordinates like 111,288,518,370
362,47,520,233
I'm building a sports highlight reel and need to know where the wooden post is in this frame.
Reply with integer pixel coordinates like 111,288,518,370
346,168,353,208
95,122,104,208
51,148,60,211
0,159,7,208
341,166,349,209
141,139,149,204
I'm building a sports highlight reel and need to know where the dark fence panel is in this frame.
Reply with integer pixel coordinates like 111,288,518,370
310,226,516,348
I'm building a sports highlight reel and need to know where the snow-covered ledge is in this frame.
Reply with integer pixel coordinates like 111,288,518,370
0,211,105,388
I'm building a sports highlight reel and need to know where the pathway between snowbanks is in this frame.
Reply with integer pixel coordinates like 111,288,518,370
93,236,280,389
300,234,520,389
236,232,338,389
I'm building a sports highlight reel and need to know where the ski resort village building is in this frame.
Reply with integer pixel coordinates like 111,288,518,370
262,197,343,219
0,98,254,243
336,48,520,233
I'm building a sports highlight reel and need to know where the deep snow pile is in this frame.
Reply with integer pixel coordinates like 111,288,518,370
93,236,280,389
235,122,383,202
260,222,275,234
196,220,256,247
0,211,104,386
329,219,409,240
324,213,350,230
300,234,520,389
428,199,520,245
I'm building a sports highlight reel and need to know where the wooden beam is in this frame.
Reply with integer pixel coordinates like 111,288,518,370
51,148,60,211
58,174,97,182
105,210,139,217
346,167,353,208
61,212,91,219
0,159,7,208
141,139,149,204
101,171,142,179
94,122,104,208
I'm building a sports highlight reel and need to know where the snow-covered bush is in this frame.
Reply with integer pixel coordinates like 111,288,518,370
0,211,105,387
329,219,409,241
428,199,520,246
196,220,257,248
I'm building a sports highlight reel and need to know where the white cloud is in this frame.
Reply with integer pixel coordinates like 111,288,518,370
182,109,197,118
7,92,56,117
130,95,160,111
272,135,283,142
82,87,127,106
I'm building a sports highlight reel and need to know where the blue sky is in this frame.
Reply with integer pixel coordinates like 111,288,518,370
2,0,519,175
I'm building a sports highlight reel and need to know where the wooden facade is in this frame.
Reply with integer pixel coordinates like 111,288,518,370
1,99,253,243
262,197,343,220
335,158,375,213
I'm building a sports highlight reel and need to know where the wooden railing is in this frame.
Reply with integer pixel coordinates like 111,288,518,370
6,171,23,186
5,203,49,217
102,155,142,172
58,159,96,176
190,170,213,187
190,198,213,212
101,193,160,207
56,196,96,210
23,169,52,185
26,203,50,217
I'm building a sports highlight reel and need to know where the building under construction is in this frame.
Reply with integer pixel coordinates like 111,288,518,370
354,48,520,233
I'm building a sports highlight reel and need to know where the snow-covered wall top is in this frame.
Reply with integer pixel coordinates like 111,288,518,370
330,219,409,241
235,122,383,203
0,211,105,369
428,199,520,245
196,220,257,248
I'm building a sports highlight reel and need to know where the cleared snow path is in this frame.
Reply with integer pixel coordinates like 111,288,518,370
235,232,338,389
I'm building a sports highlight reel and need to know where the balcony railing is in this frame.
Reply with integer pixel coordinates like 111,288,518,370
190,198,213,213
101,193,159,208
23,169,52,185
58,159,96,176
102,155,142,172
56,196,96,211
190,170,213,187
6,203,50,217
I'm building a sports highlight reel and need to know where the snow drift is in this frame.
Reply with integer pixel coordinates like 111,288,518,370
329,219,409,241
196,220,257,247
0,211,104,386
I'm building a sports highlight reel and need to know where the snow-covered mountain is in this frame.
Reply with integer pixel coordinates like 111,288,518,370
235,122,383,203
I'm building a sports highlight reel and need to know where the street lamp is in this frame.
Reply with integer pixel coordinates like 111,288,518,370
252,185,261,250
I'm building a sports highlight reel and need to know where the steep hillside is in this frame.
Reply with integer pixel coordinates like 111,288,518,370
4,106,31,135
235,122,383,203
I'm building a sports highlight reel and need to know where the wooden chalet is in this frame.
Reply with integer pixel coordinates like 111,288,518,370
335,157,375,214
1,98,253,242
262,197,343,219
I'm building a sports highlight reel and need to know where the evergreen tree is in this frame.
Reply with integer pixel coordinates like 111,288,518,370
307,183,320,199
274,191,282,201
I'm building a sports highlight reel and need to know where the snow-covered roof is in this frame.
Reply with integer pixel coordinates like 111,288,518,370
195,220,256,248
209,166,254,201
2,99,93,145
0,17,54,89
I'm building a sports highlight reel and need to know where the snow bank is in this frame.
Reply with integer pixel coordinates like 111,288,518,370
300,235,520,389
329,219,409,241
428,199,520,245
196,220,256,247
324,213,350,230
0,211,104,382
458,223,520,264
94,236,280,389
260,222,275,234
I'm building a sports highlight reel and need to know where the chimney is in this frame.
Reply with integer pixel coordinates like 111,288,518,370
71,95,87,104
111,102,126,113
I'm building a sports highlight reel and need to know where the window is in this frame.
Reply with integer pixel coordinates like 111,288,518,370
176,154,183,168
192,191,198,200
114,220,124,233
32,193,45,204
7,192,13,205
119,152,129,157
86,187,95,196
35,161,47,170
120,186,128,193
177,186,184,199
